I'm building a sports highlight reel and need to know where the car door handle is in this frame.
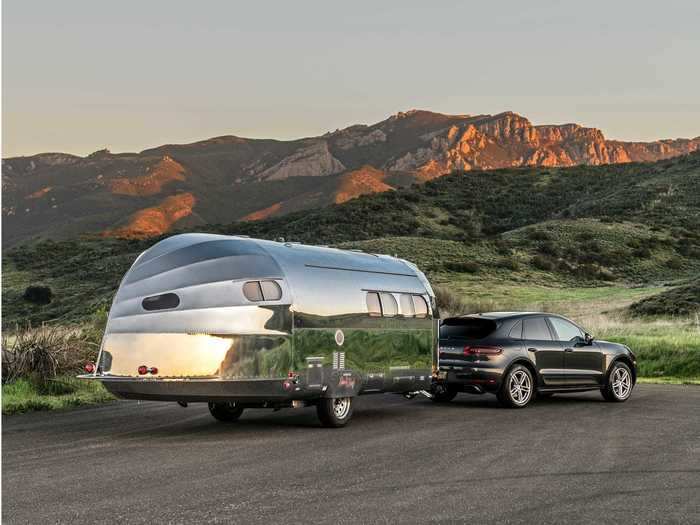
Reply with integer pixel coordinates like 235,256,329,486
564,348,574,352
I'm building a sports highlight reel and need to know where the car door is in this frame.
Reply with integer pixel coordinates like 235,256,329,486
521,316,565,387
547,316,604,386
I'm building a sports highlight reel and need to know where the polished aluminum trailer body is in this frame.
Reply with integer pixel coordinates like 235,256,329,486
86,234,437,406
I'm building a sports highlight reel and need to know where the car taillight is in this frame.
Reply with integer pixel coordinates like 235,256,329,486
138,365,148,375
84,362,96,373
149,367,158,375
464,346,502,356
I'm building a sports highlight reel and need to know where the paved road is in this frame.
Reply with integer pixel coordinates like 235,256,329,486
3,385,699,524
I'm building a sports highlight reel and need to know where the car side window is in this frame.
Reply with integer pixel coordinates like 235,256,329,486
522,318,552,340
509,320,522,339
548,317,584,342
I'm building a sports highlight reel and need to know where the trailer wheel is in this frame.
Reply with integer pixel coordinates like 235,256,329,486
208,401,245,422
432,385,458,403
317,397,353,428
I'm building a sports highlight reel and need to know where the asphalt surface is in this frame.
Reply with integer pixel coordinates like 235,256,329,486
3,385,699,524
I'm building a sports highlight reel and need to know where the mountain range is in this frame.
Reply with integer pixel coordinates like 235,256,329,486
3,109,699,247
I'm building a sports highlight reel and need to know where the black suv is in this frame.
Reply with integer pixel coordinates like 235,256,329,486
434,312,637,408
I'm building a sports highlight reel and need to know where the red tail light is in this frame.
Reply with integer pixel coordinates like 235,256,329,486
84,362,96,373
464,346,502,356
138,365,148,375
149,367,158,375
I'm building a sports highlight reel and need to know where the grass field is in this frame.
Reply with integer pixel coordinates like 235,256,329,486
2,376,114,415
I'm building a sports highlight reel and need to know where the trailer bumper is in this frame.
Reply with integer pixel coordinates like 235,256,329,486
79,375,313,403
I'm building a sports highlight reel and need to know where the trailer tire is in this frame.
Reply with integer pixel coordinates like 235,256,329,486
317,397,353,428
208,401,245,422
432,386,458,403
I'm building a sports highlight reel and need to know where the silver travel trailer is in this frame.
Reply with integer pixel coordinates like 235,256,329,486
81,233,437,427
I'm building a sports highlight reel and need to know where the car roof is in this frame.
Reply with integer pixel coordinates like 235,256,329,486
450,312,559,321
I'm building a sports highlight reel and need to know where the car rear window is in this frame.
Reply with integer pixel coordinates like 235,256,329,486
440,318,497,339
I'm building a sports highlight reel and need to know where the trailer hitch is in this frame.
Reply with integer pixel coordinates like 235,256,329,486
403,390,434,400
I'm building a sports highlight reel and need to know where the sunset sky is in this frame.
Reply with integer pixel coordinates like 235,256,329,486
3,0,699,157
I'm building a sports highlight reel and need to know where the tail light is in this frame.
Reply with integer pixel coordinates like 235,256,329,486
464,346,502,356
149,367,158,375
84,362,96,373
138,365,148,375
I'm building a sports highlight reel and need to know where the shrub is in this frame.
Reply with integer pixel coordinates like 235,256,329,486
1,324,97,385
629,281,700,316
444,261,480,273
497,257,520,271
666,257,683,270
434,286,470,317
22,285,53,305
528,230,551,241
537,241,559,257
633,246,652,258
532,255,556,271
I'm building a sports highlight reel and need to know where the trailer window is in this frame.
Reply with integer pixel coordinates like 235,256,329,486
400,294,415,317
243,281,263,301
260,280,282,301
142,293,180,311
243,280,282,301
412,295,429,318
366,292,382,317
380,293,398,317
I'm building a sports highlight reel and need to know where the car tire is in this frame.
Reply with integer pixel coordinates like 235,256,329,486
317,397,353,428
208,401,245,422
497,364,534,408
602,361,633,402
432,385,458,403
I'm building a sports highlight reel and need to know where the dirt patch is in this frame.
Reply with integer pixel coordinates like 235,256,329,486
109,156,185,196
103,193,196,238
241,202,283,221
334,166,394,204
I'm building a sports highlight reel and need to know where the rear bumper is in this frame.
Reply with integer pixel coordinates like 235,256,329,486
438,366,504,393
80,375,315,403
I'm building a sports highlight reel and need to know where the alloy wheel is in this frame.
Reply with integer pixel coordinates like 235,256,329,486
612,367,632,400
509,369,532,406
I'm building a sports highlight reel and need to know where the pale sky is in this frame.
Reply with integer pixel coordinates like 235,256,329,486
3,0,700,157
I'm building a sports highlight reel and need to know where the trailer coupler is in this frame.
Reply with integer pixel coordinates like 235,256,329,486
403,390,434,400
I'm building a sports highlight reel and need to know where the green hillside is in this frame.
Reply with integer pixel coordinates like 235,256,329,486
3,152,700,328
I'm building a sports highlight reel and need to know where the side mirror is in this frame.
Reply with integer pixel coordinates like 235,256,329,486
584,333,594,345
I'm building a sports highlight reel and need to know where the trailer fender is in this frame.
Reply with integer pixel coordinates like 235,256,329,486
321,369,362,398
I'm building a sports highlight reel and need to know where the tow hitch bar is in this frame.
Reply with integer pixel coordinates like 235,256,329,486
404,390,434,400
